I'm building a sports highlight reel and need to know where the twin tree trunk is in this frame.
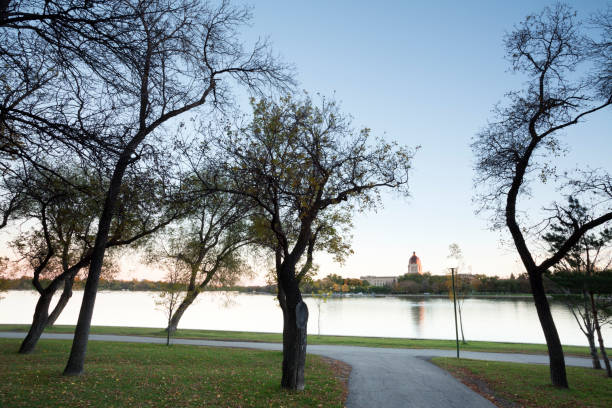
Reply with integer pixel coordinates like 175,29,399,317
582,290,602,370
19,291,54,354
278,271,308,390
19,277,74,354
591,294,612,377
529,272,568,388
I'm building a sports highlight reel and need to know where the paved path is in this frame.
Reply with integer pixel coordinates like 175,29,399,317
0,332,596,408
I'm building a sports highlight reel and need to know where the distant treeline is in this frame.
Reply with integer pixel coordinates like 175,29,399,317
1,277,190,292
297,272,538,295
1,272,542,295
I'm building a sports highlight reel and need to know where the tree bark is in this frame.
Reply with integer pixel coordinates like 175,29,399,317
278,271,308,390
529,271,569,388
281,300,308,390
19,291,54,354
591,294,612,377
63,154,132,376
167,289,199,333
588,331,602,370
582,290,601,369
47,278,74,326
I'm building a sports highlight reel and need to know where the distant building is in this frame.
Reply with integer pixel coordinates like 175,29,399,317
360,275,397,287
361,252,422,286
407,251,422,274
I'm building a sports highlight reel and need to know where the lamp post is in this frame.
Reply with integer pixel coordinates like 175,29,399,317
450,267,460,359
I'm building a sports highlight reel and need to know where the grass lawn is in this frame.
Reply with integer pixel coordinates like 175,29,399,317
432,357,612,408
0,324,606,357
0,339,347,408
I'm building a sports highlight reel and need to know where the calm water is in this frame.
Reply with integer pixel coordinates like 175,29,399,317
1,290,610,346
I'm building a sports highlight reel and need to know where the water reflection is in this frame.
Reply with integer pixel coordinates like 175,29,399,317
409,301,425,337
0,291,609,346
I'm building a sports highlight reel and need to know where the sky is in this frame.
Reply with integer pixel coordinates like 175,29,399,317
2,0,610,283
228,0,611,283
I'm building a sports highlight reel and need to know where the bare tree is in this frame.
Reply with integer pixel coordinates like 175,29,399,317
208,94,415,390
472,4,612,388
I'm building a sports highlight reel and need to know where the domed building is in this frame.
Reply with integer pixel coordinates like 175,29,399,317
407,251,422,274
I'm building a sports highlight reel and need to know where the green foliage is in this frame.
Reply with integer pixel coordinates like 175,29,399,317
548,270,612,295
326,274,344,285
214,93,416,287
543,197,612,276
155,261,188,344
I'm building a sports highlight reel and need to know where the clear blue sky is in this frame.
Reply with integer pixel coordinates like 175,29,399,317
235,0,611,281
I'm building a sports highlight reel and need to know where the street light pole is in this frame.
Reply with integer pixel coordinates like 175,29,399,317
450,267,460,359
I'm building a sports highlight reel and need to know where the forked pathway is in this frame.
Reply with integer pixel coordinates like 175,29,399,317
0,332,596,408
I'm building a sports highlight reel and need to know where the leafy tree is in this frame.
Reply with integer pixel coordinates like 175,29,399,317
544,198,612,375
209,94,414,389
326,274,344,285
472,4,612,387
2,0,291,375
12,162,183,353
145,189,254,334
155,260,187,346
447,243,467,344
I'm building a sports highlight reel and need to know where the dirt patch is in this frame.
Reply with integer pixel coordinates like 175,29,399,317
442,365,522,408
320,356,352,404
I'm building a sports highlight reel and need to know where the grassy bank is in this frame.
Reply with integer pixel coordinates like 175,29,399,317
0,338,346,408
0,324,606,357
432,357,612,408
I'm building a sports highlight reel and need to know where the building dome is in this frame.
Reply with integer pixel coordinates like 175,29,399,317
407,251,422,274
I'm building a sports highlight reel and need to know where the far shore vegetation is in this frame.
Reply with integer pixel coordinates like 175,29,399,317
2,271,549,295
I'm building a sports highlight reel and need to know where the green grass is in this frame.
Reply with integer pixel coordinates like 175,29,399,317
0,338,345,408
0,323,606,357
432,357,612,408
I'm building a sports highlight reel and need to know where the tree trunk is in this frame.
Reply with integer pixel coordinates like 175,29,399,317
278,275,308,390
166,314,171,346
281,300,308,390
591,294,612,377
63,154,132,376
588,331,602,370
19,291,54,354
167,290,199,333
529,271,568,388
47,278,74,327
582,290,601,369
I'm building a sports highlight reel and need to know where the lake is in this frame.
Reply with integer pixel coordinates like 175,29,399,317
1,290,610,346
